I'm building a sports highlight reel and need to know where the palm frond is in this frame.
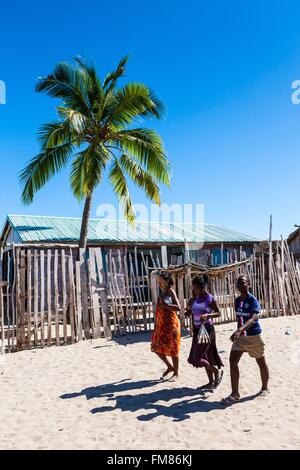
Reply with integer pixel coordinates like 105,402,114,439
143,88,166,119
119,153,161,204
104,83,164,128
36,121,75,149
103,54,129,92
108,158,135,223
35,62,91,116
110,128,171,185
73,56,105,115
74,56,98,85
20,142,74,204
70,144,109,199
56,107,88,134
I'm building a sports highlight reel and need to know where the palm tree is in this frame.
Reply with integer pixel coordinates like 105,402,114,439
20,56,171,249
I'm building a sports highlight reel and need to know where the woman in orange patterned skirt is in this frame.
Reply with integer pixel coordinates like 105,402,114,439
151,271,181,381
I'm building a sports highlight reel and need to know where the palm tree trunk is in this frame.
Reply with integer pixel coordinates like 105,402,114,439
79,193,93,249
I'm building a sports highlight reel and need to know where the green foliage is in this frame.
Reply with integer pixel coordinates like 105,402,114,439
20,55,171,224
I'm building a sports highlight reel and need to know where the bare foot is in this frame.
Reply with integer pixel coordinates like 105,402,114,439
199,382,214,390
168,373,179,382
258,389,270,397
161,366,174,378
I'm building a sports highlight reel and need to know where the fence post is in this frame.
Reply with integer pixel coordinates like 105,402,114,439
0,248,5,356
177,273,185,329
79,248,91,339
268,215,273,315
185,264,193,335
161,245,168,268
94,248,112,340
89,248,102,338
75,260,83,341
150,271,158,325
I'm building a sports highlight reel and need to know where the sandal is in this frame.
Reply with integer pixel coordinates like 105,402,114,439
214,370,224,389
222,395,240,404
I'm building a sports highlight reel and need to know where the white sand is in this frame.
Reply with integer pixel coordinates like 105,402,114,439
0,315,300,450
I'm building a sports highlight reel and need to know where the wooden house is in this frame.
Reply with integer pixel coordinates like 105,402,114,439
3,216,299,352
287,226,300,260
0,214,259,268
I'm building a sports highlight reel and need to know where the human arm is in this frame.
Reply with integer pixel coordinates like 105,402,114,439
200,299,221,322
184,297,195,316
230,297,260,341
230,313,259,341
161,288,181,312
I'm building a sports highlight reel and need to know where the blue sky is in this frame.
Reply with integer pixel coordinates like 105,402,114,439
1,0,300,239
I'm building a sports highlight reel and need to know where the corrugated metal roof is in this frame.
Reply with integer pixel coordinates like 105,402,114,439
4,214,259,244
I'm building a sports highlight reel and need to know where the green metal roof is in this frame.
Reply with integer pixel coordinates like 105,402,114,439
3,214,259,245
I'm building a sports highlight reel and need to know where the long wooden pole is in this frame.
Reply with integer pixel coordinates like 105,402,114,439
268,215,273,315
0,248,5,355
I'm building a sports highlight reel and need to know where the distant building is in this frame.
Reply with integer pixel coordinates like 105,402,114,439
0,214,259,267
287,226,300,259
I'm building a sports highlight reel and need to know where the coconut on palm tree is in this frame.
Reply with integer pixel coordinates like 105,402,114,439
20,55,171,249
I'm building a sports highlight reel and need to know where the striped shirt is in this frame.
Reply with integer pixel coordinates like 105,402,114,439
192,293,214,327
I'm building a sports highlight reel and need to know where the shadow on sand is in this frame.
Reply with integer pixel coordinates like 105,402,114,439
60,378,258,422
99,329,192,347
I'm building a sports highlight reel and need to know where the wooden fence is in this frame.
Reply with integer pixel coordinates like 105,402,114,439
163,239,300,327
0,239,300,354
0,244,165,352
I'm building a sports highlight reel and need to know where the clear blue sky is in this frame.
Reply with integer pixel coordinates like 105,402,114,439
1,0,300,240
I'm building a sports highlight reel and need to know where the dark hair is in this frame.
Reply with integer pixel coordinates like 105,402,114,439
157,271,174,287
237,275,250,284
237,275,252,292
192,274,209,287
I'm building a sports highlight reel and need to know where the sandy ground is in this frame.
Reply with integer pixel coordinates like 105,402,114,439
0,315,300,450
